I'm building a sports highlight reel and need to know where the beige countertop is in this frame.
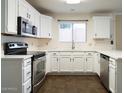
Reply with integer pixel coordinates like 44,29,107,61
46,49,122,60
1,55,33,59
1,49,122,60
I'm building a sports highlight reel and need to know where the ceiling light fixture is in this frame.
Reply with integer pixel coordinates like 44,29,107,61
66,0,81,4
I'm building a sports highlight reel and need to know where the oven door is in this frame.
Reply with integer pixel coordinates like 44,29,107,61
33,56,46,85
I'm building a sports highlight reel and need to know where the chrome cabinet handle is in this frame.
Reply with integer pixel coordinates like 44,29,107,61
27,72,31,75
27,86,30,90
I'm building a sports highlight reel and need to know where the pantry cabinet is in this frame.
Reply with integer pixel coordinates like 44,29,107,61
1,0,18,34
93,16,112,39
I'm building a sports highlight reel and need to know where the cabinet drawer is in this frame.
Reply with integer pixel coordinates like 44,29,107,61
23,65,31,82
23,58,31,67
109,58,116,66
23,79,31,93
73,52,85,56
51,52,59,56
59,52,72,56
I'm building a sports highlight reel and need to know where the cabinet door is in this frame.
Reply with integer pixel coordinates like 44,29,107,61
7,0,18,34
59,57,72,72
40,14,46,37
109,64,116,93
94,53,100,76
86,57,94,72
51,57,59,72
34,11,41,37
73,57,85,71
18,0,28,19
93,16,111,39
46,16,52,38
27,5,35,24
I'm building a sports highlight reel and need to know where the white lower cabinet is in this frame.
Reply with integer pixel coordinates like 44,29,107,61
1,57,32,93
94,53,100,75
59,56,72,71
23,79,31,93
109,58,122,93
73,57,85,71
85,52,94,72
85,57,94,72
109,63,116,93
51,57,59,72
50,52,94,72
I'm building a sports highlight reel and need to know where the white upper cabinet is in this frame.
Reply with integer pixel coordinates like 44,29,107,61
93,16,112,39
18,0,35,24
40,14,53,38
34,10,41,37
18,0,28,19
1,0,18,34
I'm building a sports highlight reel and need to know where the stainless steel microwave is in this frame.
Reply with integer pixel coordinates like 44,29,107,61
17,17,37,36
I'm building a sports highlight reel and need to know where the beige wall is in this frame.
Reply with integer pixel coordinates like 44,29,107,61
1,13,116,55
38,13,114,50
115,15,122,50
1,35,50,55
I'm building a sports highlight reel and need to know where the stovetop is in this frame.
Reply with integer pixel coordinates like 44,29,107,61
27,51,46,59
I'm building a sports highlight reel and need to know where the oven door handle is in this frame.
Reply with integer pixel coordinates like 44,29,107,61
34,56,46,61
33,75,46,87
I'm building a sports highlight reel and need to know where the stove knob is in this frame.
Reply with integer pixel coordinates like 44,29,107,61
12,44,15,47
9,44,14,47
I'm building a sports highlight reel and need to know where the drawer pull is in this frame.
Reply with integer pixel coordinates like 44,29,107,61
27,61,31,64
27,72,31,75
27,86,31,90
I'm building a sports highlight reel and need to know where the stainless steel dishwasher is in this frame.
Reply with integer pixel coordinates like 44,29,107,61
100,53,109,90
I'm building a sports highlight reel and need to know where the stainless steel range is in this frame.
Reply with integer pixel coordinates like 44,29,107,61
27,51,46,93
4,42,46,93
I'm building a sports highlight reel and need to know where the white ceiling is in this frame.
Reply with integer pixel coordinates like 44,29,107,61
26,0,122,14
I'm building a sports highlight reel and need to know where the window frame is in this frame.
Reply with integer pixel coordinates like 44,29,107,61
58,21,87,43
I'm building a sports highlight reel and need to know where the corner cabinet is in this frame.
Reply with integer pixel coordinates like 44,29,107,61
1,0,18,34
93,16,112,39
